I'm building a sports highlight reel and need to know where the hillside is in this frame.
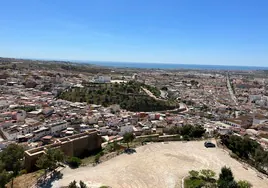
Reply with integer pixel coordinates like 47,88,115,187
59,81,178,112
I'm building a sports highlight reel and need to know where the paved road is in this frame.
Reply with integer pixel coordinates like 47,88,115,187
52,141,268,188
226,73,238,105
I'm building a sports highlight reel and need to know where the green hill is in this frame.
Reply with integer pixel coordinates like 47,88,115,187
59,81,178,112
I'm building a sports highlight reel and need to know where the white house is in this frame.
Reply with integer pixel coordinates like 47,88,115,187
1,127,22,140
49,121,68,136
32,127,50,141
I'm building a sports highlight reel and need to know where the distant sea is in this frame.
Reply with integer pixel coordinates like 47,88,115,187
77,61,268,71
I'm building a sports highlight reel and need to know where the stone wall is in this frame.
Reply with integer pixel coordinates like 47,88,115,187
25,130,101,172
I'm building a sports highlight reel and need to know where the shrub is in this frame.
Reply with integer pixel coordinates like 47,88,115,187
237,180,252,188
184,177,204,188
68,180,77,188
189,170,199,179
94,154,101,164
183,135,190,141
67,157,81,168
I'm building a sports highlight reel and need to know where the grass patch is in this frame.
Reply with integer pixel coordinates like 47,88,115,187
81,155,96,166
184,177,204,188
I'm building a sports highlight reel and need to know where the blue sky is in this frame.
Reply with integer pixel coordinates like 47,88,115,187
1,0,268,66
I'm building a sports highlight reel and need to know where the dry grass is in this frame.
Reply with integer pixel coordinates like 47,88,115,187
6,170,44,188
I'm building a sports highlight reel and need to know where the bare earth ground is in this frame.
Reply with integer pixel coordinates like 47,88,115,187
6,170,44,188
52,141,268,188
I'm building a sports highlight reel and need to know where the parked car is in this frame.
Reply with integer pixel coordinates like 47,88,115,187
204,141,216,148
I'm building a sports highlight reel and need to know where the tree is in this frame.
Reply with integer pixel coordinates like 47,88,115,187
36,148,64,177
237,180,252,188
68,180,78,188
0,170,11,188
220,135,268,173
0,143,24,176
123,132,135,148
36,153,52,178
218,166,238,188
190,125,206,138
189,170,199,179
52,148,65,163
79,180,88,188
186,168,250,188
200,169,216,182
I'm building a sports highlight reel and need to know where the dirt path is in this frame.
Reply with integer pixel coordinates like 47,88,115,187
52,141,268,188
141,87,166,101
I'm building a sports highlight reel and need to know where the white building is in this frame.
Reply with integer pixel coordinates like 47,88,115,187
49,121,68,136
1,126,22,140
32,127,50,141
94,76,111,83
80,124,90,132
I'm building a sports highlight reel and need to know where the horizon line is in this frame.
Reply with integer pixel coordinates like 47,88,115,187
1,56,268,68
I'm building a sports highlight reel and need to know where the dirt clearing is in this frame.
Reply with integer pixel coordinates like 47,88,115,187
52,141,268,188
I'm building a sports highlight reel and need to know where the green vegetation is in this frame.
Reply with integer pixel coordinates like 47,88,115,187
68,180,88,188
123,132,135,148
68,181,110,188
36,148,64,177
66,157,82,168
15,106,36,112
218,166,238,188
0,170,11,188
185,169,217,188
221,135,268,174
0,144,24,175
0,144,25,188
185,167,252,188
94,153,101,164
59,81,178,112
143,83,161,97
237,180,252,188
167,125,206,139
